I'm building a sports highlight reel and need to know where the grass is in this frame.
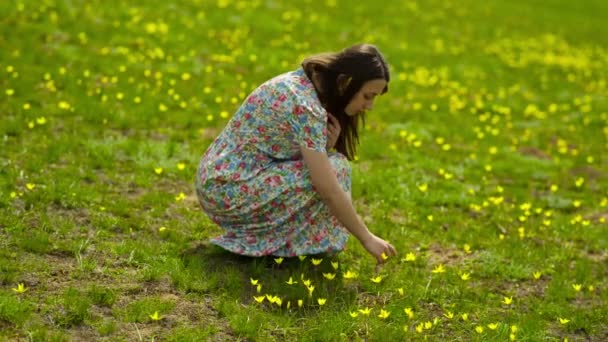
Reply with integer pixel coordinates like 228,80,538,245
1,0,607,340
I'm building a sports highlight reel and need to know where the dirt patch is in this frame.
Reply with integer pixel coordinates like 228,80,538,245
497,278,551,300
425,243,473,267
518,146,552,160
581,247,607,263
569,165,604,181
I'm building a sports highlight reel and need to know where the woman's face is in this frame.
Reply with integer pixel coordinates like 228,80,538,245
344,79,387,116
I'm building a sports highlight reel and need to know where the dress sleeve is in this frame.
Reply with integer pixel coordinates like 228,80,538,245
289,98,327,153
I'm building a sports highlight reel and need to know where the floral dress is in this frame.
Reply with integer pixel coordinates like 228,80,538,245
195,68,351,257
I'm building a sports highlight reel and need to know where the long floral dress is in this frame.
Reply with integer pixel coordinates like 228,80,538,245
195,68,351,257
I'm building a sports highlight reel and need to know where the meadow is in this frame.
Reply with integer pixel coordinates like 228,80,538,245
1,0,607,340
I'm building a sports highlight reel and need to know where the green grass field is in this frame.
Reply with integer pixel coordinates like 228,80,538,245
1,0,607,340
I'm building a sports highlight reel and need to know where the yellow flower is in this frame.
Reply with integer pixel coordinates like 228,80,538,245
177,163,186,170
404,308,414,319
358,307,372,315
307,285,315,297
322,273,335,280
274,297,282,306
256,284,262,293
415,323,424,333
403,252,416,262
149,311,162,321
12,283,27,293
253,296,265,303
317,298,327,306
370,275,383,283
250,278,258,286
475,326,484,333
461,313,469,321
343,270,358,279
378,309,390,319
298,255,307,261
550,184,558,192
36,117,47,125
349,311,359,318
463,244,472,254
418,183,428,192
311,258,323,266
572,284,582,292
398,288,404,296
154,167,163,175
285,277,297,285
511,325,518,333
575,177,584,187
424,321,432,329
381,252,389,260
488,323,499,330
460,272,470,281
28,121,35,129
298,299,303,307
558,318,570,325
26,183,36,190
158,226,167,232
331,261,339,269
175,192,186,201
431,264,446,273
274,257,284,265
502,296,513,305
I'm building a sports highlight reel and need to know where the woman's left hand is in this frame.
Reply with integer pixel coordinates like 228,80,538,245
326,113,341,151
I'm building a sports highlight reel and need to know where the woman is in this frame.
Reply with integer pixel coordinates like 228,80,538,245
196,43,397,263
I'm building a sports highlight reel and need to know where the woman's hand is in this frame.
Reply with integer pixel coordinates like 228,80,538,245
326,113,341,151
361,233,397,264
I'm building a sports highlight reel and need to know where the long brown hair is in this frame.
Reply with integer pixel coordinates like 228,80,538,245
301,43,390,160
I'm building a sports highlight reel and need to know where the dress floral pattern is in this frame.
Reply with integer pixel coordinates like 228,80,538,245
196,68,351,257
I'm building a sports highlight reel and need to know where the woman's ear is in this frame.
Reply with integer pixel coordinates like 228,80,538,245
337,74,352,95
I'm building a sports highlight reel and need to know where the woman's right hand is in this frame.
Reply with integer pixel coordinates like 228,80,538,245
361,233,397,264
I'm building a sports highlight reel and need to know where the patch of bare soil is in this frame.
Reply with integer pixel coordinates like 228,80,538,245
24,249,235,341
518,146,552,160
110,280,235,341
569,165,604,181
425,243,475,267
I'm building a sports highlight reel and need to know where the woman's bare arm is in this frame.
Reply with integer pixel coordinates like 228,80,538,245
300,147,397,262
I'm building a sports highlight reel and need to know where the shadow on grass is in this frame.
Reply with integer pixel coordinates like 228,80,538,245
178,242,359,314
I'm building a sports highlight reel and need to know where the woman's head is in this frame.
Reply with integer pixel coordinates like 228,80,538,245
302,43,390,160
